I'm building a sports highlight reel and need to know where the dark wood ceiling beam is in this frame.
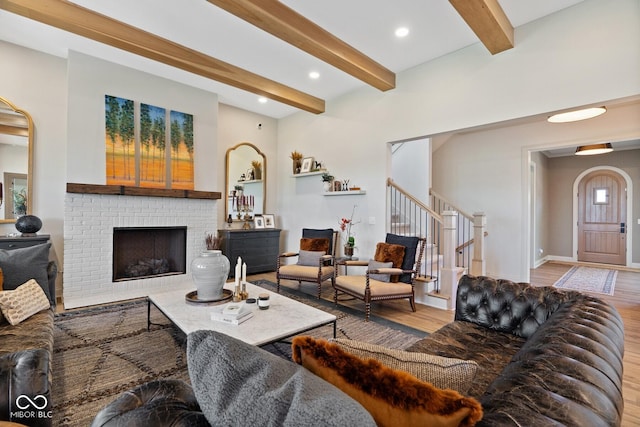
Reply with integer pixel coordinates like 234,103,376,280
449,0,514,54
0,0,325,114
207,0,396,91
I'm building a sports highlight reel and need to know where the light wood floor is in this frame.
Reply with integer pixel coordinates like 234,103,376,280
251,261,640,427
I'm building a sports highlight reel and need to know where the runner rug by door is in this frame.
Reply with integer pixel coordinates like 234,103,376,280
553,266,617,296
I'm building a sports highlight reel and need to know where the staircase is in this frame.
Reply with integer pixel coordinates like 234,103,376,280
387,178,486,309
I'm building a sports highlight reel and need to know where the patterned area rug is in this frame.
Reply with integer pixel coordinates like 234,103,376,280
52,280,425,426
553,266,617,296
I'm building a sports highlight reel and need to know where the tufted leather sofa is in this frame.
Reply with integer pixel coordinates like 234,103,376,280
406,274,625,426
0,262,57,427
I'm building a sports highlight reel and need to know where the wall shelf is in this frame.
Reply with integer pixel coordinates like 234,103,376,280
291,171,324,178
324,190,366,196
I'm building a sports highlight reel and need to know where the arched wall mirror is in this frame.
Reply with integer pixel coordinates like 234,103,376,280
0,96,33,223
225,142,266,221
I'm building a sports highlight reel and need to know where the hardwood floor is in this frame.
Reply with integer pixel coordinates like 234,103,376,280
251,261,640,427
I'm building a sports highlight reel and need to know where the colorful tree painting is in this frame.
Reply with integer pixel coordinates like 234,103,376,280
105,95,193,189
139,103,167,188
105,95,135,185
169,110,194,190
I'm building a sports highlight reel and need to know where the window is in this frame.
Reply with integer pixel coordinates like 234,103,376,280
594,187,609,205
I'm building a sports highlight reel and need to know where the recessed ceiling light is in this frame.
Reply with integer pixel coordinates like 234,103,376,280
547,107,607,123
309,71,320,79
395,27,410,38
258,97,268,104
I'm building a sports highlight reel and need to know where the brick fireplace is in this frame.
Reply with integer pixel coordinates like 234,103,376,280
63,185,219,308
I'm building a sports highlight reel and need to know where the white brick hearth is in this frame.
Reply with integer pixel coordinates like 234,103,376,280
64,192,217,308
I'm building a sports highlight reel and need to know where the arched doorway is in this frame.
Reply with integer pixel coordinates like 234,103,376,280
575,168,628,265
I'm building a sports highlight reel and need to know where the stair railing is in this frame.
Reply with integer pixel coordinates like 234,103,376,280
387,179,443,291
387,179,487,300
429,189,484,274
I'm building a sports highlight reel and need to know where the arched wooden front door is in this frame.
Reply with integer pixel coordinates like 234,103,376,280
577,170,626,265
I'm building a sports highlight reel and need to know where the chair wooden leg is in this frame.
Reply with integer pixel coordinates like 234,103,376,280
365,303,371,322
409,296,416,312
276,276,280,293
317,283,321,299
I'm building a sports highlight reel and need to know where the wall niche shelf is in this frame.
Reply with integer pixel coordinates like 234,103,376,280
324,190,366,196
291,171,324,178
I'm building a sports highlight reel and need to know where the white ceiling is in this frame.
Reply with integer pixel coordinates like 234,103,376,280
0,0,587,119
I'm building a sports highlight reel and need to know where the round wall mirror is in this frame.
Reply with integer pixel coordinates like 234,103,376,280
0,96,33,223
225,142,266,221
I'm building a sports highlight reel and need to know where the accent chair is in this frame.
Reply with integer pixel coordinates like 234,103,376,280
276,228,338,298
333,233,426,321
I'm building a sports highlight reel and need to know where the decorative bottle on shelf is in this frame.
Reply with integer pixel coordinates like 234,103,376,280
191,250,230,301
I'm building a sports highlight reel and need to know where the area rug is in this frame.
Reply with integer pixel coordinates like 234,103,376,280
52,280,425,426
553,266,617,296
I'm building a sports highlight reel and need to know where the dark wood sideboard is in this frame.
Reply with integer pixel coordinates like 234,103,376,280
218,229,281,277
0,234,51,250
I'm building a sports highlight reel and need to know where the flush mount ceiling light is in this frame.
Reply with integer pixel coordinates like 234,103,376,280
547,106,607,123
574,143,613,156
395,27,409,38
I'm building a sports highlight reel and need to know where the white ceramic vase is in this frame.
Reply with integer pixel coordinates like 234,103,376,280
191,250,230,300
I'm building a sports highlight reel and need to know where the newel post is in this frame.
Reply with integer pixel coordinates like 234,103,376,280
441,210,458,310
471,212,486,276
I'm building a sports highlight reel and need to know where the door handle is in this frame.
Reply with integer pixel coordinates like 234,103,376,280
620,223,626,233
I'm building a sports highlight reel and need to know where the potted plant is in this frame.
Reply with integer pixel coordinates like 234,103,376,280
321,172,334,192
290,151,303,174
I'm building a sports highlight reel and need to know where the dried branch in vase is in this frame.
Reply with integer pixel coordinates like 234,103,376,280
206,232,222,250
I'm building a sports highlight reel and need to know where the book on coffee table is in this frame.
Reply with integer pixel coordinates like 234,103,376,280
211,303,254,325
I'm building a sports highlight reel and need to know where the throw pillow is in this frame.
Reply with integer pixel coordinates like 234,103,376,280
386,234,420,283
0,279,51,325
330,339,478,394
368,260,393,282
0,243,52,304
297,249,325,267
300,237,330,254
374,242,405,282
187,330,376,427
292,336,483,427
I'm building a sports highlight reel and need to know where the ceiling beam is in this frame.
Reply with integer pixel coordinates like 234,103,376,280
449,0,514,54
0,0,325,114
206,0,396,91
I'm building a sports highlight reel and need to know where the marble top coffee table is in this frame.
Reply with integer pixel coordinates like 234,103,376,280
147,281,336,346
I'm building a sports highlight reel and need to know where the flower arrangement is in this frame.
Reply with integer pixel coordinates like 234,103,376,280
289,150,304,161
290,150,304,174
206,232,222,250
339,205,359,248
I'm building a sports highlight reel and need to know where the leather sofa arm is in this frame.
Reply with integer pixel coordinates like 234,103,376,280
0,349,51,427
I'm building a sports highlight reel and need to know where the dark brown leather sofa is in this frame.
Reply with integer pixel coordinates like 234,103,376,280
92,274,624,426
407,274,624,426
0,261,57,427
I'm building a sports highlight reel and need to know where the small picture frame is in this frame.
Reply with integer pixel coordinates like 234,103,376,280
253,216,265,229
263,214,275,228
300,157,314,173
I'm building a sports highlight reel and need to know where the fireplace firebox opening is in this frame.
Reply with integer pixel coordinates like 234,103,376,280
113,226,187,282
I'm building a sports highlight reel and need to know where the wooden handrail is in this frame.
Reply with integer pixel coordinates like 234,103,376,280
429,188,474,220
456,231,489,253
387,178,442,223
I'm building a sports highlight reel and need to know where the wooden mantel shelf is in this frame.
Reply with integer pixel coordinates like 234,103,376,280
66,183,221,200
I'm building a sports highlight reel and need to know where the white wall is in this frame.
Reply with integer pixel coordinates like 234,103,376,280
66,51,219,190
277,0,640,280
0,40,68,269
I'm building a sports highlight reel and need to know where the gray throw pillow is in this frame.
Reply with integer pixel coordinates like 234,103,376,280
187,330,375,427
297,249,325,267
0,243,52,305
368,260,393,282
